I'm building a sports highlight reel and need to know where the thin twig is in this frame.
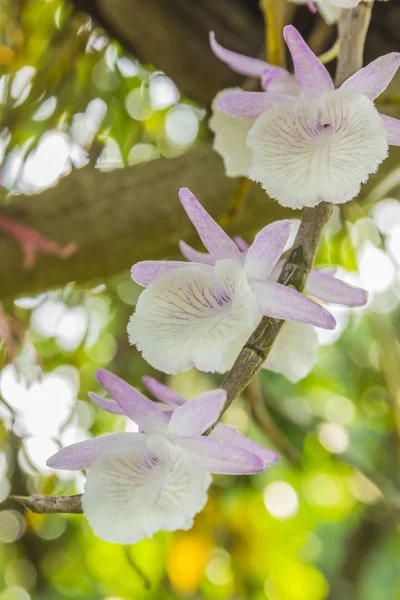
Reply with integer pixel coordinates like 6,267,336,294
12,494,83,514
208,202,333,431
245,379,301,467
335,0,374,86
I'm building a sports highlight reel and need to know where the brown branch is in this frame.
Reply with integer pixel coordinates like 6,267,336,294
0,143,294,301
210,0,375,427
12,493,83,514
211,202,333,428
335,0,374,86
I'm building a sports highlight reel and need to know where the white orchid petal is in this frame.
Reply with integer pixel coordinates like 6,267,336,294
168,389,226,437
261,68,301,95
380,114,400,146
209,88,254,177
306,269,368,306
82,436,211,544
209,31,268,77
88,392,124,415
128,261,260,374
341,53,400,101
96,369,168,432
245,220,291,282
142,376,185,406
264,322,319,382
248,90,388,208
218,91,292,119
179,436,265,474
252,281,336,329
283,25,334,98
179,240,215,264
212,423,279,465
131,261,190,286
316,2,341,24
179,188,242,261
46,433,146,471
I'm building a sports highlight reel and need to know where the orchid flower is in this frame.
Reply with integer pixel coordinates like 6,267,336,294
209,32,301,177
218,26,400,209
234,233,367,381
289,0,352,25
128,188,336,375
47,370,276,544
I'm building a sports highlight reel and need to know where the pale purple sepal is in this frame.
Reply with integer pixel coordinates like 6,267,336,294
88,392,124,415
168,389,226,438
380,114,400,146
179,437,265,474
212,423,279,466
142,376,185,406
131,260,190,286
179,240,215,265
96,369,168,432
283,25,334,98
260,65,290,91
46,432,145,470
218,91,293,119
306,1,317,13
252,281,336,329
234,236,250,252
341,53,400,101
209,31,268,77
179,188,242,261
244,220,291,282
306,270,368,306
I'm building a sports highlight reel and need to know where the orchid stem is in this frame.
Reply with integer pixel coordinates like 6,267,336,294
260,0,286,67
318,39,340,65
12,493,83,514
208,1,375,432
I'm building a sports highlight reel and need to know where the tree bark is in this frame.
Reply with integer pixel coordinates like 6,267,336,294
71,0,264,106
0,144,294,300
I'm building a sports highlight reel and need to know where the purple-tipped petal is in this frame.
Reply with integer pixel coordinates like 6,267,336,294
218,91,292,119
244,220,291,283
283,25,334,98
88,392,124,415
252,281,336,329
96,369,168,432
179,240,215,265
179,188,242,261
209,31,268,77
306,269,368,306
341,53,400,101
168,389,226,437
380,114,400,146
212,423,279,466
142,376,185,407
179,437,265,474
46,433,145,470
234,236,250,253
306,1,317,13
131,261,189,286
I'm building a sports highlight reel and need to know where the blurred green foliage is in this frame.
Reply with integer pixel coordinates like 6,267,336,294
1,1,400,600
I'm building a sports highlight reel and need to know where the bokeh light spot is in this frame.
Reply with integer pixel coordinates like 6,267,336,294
263,481,299,519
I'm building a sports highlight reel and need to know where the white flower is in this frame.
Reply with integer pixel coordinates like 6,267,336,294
47,370,275,544
218,26,400,208
128,188,335,374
